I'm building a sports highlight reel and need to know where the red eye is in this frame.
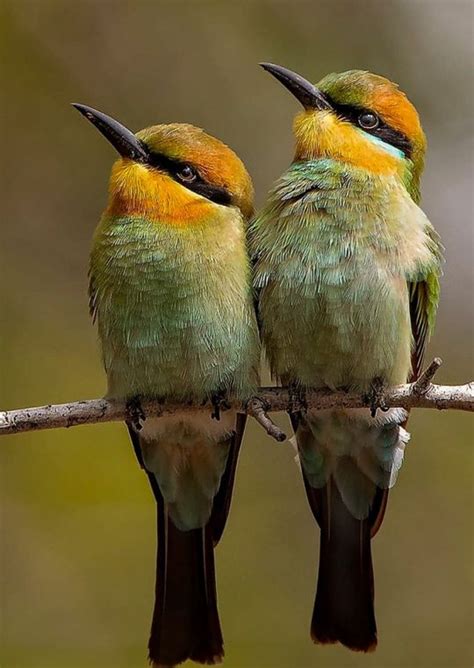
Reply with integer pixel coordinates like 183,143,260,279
358,112,379,130
177,165,197,182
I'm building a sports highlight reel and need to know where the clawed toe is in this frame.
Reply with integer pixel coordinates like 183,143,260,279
211,390,231,421
126,395,145,431
366,377,388,417
288,382,307,415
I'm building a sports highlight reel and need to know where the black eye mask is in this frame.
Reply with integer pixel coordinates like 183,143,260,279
324,99,413,159
146,148,233,206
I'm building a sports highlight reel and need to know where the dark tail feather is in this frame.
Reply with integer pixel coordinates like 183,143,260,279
148,491,223,667
310,478,377,652
210,413,245,546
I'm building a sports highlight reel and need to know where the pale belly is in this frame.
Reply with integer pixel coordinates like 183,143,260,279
264,272,412,390
104,325,247,401
99,284,258,402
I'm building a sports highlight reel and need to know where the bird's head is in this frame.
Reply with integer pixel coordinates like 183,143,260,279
261,63,426,202
72,104,254,222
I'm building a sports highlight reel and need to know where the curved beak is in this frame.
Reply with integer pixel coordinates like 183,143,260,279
260,62,332,111
72,103,149,163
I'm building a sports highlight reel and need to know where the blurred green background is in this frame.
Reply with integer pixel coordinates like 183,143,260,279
1,1,473,667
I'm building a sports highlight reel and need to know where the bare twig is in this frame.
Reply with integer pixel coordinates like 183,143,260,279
246,397,287,442
413,357,443,395
1,360,473,440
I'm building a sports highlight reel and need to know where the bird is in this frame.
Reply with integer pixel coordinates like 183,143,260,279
73,103,260,667
249,63,443,652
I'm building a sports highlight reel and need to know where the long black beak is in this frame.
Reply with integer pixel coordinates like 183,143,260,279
72,103,149,163
260,63,332,111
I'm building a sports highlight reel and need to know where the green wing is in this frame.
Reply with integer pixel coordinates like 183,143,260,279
88,267,98,323
408,228,443,380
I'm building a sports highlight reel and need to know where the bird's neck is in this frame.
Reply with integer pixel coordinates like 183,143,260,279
292,112,423,200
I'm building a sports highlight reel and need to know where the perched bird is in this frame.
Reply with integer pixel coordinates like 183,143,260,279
74,104,260,666
250,64,442,652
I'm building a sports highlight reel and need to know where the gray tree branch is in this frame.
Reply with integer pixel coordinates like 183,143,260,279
1,359,472,441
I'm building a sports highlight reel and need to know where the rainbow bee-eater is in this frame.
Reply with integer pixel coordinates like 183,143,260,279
250,64,442,651
73,103,260,666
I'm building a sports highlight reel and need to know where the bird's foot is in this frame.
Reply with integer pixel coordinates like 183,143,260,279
366,377,389,418
211,390,231,421
126,395,145,431
288,382,307,415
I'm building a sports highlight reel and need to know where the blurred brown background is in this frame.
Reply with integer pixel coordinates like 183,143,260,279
1,1,473,667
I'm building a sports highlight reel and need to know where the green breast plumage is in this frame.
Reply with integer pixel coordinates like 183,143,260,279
90,210,260,401
250,159,440,389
